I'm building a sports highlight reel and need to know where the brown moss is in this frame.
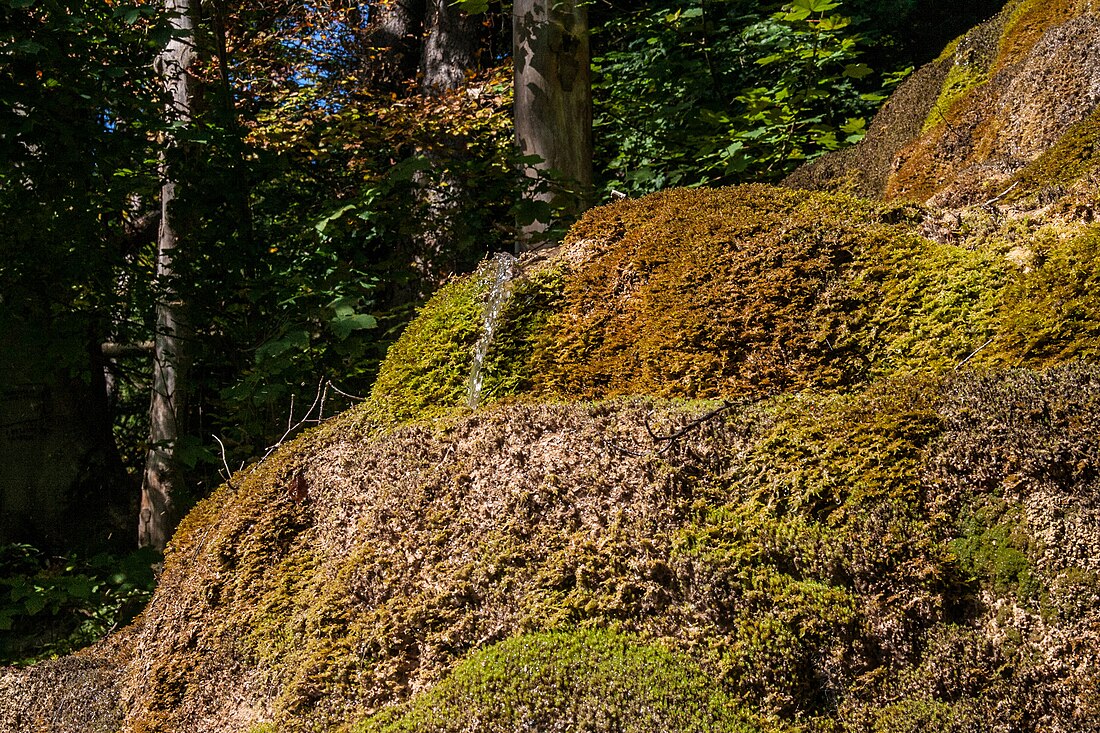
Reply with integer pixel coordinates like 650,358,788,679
1010,106,1100,194
798,0,1099,208
11,364,1100,732
885,9,1010,203
527,186,1004,401
995,0,1084,69
784,59,952,199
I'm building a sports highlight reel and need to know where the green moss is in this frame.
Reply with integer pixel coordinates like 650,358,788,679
917,0,1081,135
993,226,1100,366
951,499,1039,603
1010,107,1100,191
996,0,1082,69
870,698,985,732
366,185,1026,424
368,273,485,421
920,61,989,134
350,629,761,733
529,186,1004,402
477,265,565,403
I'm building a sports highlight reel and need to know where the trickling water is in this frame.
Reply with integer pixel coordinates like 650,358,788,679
467,252,518,409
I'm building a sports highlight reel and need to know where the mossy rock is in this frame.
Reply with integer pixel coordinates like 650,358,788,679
9,4,1100,728
352,629,761,733
789,0,1100,210
370,185,1018,422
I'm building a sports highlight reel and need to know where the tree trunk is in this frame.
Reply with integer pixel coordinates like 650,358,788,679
513,0,592,245
359,0,425,93
140,0,197,551
419,0,480,92
411,1,485,285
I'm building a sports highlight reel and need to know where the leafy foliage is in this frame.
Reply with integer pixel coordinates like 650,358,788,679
591,0,907,196
0,544,159,665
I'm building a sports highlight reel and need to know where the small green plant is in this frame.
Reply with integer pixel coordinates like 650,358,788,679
0,543,160,665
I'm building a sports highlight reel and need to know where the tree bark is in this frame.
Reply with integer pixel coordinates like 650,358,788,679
410,1,485,286
358,0,425,93
513,0,592,245
419,0,481,92
140,0,197,551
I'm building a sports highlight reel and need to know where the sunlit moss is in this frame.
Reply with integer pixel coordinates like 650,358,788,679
350,629,762,733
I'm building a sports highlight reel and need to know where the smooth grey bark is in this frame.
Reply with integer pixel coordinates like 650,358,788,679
140,0,197,551
513,0,592,245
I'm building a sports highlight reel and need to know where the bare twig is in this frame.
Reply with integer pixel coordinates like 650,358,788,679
644,401,737,443
955,337,994,371
325,380,366,401
982,181,1020,208
212,434,237,491
250,377,327,474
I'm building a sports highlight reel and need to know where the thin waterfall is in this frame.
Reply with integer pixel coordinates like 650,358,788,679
467,252,517,409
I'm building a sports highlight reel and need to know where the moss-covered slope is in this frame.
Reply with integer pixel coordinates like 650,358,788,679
9,366,1100,733
5,3,1100,731
10,185,1100,733
371,185,1100,421
787,0,1100,214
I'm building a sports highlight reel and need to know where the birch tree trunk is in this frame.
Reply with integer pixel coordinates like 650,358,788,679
513,0,592,245
140,0,197,550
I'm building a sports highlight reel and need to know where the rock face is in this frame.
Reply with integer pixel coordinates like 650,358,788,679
5,1,1100,731
786,0,1100,218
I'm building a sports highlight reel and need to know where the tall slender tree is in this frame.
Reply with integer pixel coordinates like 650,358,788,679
141,0,199,550
513,0,592,243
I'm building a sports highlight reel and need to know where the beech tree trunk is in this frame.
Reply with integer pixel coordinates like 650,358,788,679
513,0,592,244
411,1,485,284
359,0,425,92
140,0,197,551
419,0,480,92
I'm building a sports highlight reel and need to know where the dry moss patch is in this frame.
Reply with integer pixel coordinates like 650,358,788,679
8,365,1073,732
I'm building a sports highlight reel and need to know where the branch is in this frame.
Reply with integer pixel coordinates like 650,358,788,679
101,341,155,358
643,400,737,447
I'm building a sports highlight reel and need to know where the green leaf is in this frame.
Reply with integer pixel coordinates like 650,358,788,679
330,313,378,340
839,117,866,134
385,155,431,182
844,63,873,79
14,39,44,54
818,15,851,30
256,329,311,363
63,575,93,600
314,204,357,236
756,53,784,66
450,0,489,13
781,7,812,21
174,435,217,470
23,593,46,616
